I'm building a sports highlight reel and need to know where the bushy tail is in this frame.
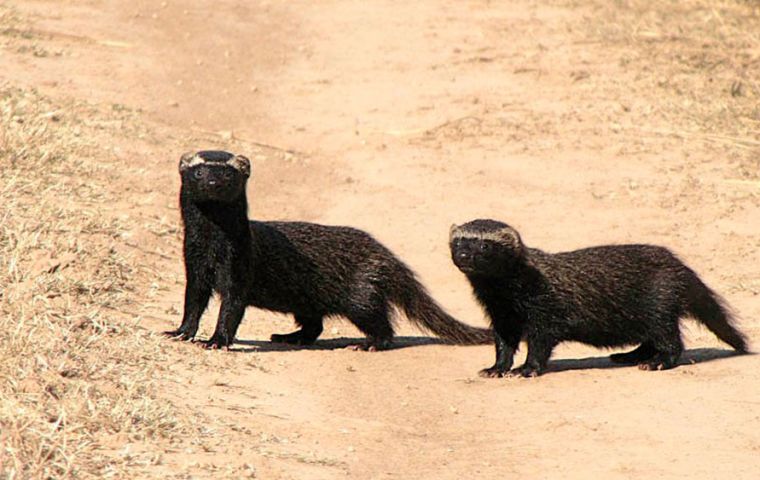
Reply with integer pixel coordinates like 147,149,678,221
686,276,748,353
387,266,491,345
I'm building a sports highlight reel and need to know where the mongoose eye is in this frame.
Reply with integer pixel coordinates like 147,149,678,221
480,242,491,252
193,169,205,179
222,169,233,179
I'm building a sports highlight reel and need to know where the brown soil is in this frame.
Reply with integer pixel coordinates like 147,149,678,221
2,0,759,478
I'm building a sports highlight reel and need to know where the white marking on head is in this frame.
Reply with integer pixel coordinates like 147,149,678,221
450,224,522,248
179,151,205,172
227,155,251,177
449,223,459,242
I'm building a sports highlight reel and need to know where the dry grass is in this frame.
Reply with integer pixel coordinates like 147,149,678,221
0,5,59,58
0,0,757,478
419,0,760,175
577,0,760,173
0,85,186,478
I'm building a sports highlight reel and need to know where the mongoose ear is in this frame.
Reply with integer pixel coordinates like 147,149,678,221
449,223,459,241
495,226,521,247
179,151,204,173
227,155,251,177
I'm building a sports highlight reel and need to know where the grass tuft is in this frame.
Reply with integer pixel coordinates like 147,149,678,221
0,84,186,478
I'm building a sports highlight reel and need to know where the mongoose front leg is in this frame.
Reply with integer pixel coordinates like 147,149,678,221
165,272,211,341
203,296,246,349
479,316,521,378
509,334,554,378
479,330,516,378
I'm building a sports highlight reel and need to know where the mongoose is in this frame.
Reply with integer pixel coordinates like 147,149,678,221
449,219,748,377
164,150,491,349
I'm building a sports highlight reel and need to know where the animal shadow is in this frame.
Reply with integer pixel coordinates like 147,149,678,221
231,335,444,353
547,347,749,374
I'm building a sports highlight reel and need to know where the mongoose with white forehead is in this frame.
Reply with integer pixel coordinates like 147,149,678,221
449,219,748,377
165,150,491,350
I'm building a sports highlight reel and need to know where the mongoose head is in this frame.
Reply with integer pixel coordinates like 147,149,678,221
179,150,251,203
449,219,525,276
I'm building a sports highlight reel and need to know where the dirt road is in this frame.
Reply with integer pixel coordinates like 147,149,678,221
3,0,759,478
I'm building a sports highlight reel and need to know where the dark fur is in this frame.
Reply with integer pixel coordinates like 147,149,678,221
449,219,748,377
165,150,491,349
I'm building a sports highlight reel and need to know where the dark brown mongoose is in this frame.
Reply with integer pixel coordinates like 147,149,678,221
164,150,491,349
449,219,748,377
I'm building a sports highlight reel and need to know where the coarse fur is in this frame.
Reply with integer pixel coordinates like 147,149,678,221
449,219,748,377
165,150,491,349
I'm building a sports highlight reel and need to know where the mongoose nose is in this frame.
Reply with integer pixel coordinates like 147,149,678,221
208,180,217,185
457,252,469,260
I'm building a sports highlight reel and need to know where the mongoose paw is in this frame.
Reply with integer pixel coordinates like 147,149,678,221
638,359,675,371
163,328,196,342
202,334,233,350
344,340,391,352
506,365,541,378
345,344,374,352
478,366,508,378
638,362,661,371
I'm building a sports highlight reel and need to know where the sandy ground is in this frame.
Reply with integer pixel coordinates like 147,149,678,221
3,0,760,478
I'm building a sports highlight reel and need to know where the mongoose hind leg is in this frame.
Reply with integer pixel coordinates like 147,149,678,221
638,318,683,371
271,315,324,346
610,342,657,365
345,298,394,352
